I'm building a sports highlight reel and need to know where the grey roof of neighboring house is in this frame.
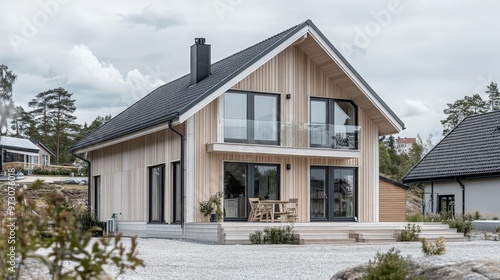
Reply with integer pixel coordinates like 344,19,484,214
0,136,39,153
403,111,500,183
71,19,404,152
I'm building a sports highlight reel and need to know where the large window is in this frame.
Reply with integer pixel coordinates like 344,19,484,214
149,164,165,223
310,166,357,221
310,98,357,149
224,91,280,145
223,163,279,220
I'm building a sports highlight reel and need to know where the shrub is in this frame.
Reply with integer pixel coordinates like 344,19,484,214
492,216,499,221
31,179,45,190
398,224,421,241
0,187,144,279
77,209,106,236
421,237,446,255
249,225,298,244
496,226,500,233
365,247,409,280
446,217,474,235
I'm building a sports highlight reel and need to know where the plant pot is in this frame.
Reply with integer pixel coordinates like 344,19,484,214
210,213,218,222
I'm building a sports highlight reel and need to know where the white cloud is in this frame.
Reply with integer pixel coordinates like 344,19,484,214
400,100,430,118
120,3,183,30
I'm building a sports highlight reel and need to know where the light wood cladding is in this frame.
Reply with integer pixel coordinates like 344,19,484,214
379,179,407,222
90,125,184,222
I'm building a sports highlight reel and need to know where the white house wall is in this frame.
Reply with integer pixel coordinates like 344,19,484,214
424,177,500,218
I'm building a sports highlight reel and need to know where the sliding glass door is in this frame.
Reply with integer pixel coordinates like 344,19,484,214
224,162,279,221
310,166,357,221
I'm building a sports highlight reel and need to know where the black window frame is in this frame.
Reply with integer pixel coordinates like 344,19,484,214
148,164,165,223
172,161,181,224
310,97,358,149
310,166,358,222
224,90,281,145
223,162,281,222
93,175,101,219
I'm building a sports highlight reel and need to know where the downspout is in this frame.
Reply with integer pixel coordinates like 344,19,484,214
456,177,465,216
169,121,185,231
72,151,91,210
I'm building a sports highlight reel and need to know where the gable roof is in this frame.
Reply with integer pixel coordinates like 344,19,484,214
35,141,55,157
403,111,500,183
71,19,404,153
0,136,39,154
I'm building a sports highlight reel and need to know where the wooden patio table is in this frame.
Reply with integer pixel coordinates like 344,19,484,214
259,200,291,223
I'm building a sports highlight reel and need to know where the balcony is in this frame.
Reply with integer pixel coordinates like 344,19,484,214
206,119,361,158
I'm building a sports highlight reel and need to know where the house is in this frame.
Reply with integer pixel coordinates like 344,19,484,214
0,136,39,172
35,141,55,167
395,137,416,155
71,20,404,238
403,111,500,218
379,176,408,222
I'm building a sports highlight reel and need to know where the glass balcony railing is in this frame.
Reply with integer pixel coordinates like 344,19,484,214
219,118,360,149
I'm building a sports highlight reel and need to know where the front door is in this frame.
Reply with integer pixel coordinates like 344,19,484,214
438,195,455,217
310,166,356,221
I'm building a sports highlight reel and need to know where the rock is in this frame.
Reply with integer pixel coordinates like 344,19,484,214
331,260,500,280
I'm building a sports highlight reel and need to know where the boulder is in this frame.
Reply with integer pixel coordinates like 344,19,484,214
331,260,500,280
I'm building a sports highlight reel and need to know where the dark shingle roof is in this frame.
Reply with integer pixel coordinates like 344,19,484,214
71,19,404,152
403,111,500,183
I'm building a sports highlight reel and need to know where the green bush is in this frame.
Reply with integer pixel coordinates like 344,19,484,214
249,225,298,244
398,224,421,241
446,217,474,235
0,187,144,279
421,237,446,255
496,226,500,233
365,247,409,280
77,209,106,236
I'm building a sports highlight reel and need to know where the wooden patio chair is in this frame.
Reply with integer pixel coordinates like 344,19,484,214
248,198,262,222
284,198,298,222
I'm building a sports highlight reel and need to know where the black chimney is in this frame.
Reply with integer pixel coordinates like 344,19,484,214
190,38,211,85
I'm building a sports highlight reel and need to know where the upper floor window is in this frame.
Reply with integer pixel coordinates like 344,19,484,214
224,91,280,145
310,98,358,149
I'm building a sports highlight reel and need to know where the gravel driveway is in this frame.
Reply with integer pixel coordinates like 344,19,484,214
105,239,500,280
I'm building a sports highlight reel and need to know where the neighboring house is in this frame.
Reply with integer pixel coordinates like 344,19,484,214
35,141,55,167
0,136,54,173
403,112,500,218
71,20,404,237
0,136,39,172
379,176,408,222
395,137,416,155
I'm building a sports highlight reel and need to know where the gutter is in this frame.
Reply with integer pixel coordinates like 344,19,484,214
168,120,185,232
456,177,465,216
72,152,91,210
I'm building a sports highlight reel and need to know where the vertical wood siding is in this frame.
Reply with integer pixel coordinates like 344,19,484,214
194,44,379,222
90,124,184,222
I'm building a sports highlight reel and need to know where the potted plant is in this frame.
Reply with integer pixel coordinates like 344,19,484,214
199,192,223,222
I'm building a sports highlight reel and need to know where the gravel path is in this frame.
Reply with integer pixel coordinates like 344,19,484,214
105,239,500,280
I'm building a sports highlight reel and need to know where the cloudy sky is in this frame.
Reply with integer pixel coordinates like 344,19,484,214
1,0,499,142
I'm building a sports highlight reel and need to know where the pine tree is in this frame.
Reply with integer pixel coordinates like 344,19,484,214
486,81,500,111
0,64,17,135
440,94,488,135
28,90,54,144
48,88,77,164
